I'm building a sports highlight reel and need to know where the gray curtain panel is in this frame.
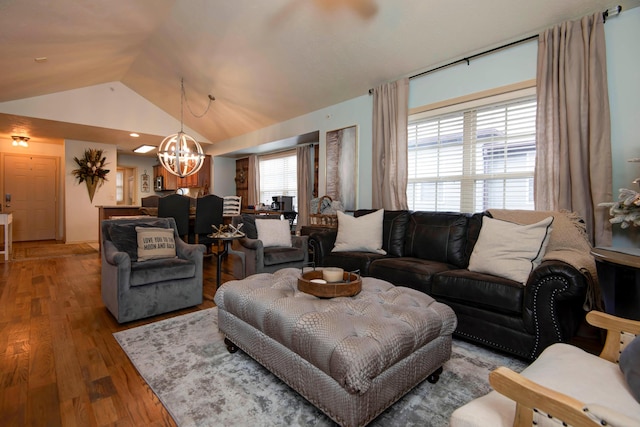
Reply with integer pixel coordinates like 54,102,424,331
372,78,409,211
535,12,612,246
296,144,312,230
248,154,260,207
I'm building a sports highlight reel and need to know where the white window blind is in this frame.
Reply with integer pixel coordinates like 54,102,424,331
407,93,537,213
259,150,297,210
116,171,124,202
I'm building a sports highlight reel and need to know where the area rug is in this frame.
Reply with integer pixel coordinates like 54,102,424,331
114,308,527,427
12,242,98,260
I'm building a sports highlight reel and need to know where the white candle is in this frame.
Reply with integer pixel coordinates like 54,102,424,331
310,278,327,284
322,267,344,282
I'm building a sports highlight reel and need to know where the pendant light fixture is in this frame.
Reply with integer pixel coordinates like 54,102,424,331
158,78,208,178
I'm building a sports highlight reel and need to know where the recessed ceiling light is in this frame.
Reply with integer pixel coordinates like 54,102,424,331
130,133,140,137
133,145,156,154
34,57,48,63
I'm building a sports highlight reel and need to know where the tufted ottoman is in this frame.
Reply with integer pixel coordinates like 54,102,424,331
214,268,457,427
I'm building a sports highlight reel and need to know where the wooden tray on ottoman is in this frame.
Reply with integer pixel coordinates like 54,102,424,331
298,270,362,298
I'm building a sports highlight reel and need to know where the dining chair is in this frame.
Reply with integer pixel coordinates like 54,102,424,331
141,195,160,207
223,196,242,216
193,194,224,256
157,194,191,241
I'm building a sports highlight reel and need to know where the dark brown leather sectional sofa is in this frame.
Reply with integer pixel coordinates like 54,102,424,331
308,210,590,360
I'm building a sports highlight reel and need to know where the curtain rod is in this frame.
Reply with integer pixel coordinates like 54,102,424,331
368,5,621,95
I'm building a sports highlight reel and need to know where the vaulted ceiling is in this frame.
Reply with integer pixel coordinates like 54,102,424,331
0,0,633,154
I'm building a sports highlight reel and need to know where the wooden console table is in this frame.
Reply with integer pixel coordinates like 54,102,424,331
0,213,13,262
591,246,640,320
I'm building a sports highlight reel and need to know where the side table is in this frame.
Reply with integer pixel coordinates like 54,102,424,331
0,213,13,262
208,234,244,288
591,246,640,321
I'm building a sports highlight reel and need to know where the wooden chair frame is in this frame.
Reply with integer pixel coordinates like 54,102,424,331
489,311,640,426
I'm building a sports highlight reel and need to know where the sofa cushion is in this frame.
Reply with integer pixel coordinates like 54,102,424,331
129,257,196,287
369,257,455,295
263,246,306,266
136,226,177,261
355,210,411,257
432,269,524,315
108,219,172,261
468,216,553,284
256,219,292,247
320,251,387,276
404,212,469,268
333,209,386,254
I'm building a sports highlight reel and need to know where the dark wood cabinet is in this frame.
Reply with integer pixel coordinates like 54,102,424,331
153,164,178,191
153,155,211,191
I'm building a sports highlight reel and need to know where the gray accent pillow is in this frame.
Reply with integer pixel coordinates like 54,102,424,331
109,220,171,261
620,334,640,403
240,214,258,239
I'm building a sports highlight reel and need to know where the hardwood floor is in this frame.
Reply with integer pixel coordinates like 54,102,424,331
1,241,603,426
0,241,230,427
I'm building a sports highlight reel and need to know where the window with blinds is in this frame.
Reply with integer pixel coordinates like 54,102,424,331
259,150,298,209
407,93,537,213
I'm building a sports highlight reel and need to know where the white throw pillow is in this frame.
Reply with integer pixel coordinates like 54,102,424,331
332,209,386,255
468,216,553,284
136,226,177,261
255,219,292,247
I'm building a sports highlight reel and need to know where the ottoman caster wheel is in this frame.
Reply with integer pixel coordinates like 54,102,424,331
427,366,443,384
224,337,238,353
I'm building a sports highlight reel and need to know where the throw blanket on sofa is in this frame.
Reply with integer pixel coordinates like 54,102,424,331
488,209,602,311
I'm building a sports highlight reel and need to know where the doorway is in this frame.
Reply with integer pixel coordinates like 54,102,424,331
2,154,59,241
116,166,137,206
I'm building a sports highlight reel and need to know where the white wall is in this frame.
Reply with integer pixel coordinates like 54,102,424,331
212,156,238,197
606,6,640,247
65,140,117,243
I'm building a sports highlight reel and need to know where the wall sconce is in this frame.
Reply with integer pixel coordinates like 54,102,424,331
11,136,30,147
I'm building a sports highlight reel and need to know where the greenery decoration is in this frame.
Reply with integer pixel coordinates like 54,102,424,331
599,158,640,229
72,148,110,202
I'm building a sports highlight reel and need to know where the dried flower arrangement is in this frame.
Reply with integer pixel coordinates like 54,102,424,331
72,148,110,202
599,158,640,229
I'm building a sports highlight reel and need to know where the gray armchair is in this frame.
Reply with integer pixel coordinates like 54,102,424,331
101,217,205,323
231,214,308,278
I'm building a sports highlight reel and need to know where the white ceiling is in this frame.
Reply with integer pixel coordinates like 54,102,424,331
0,0,634,155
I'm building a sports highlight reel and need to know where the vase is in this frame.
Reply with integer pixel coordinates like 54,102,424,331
85,178,98,202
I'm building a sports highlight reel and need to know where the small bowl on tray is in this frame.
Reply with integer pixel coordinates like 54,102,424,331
297,268,361,298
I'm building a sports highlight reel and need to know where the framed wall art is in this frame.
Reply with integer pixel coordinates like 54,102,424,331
141,169,150,193
325,125,358,211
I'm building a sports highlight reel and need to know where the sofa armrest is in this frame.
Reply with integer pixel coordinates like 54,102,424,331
308,230,338,266
523,260,589,356
237,236,264,251
175,237,206,262
292,235,308,250
103,239,131,267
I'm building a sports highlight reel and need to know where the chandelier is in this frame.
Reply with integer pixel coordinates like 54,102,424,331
158,78,208,178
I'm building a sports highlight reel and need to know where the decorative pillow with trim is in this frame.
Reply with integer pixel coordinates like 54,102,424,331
255,219,292,247
468,216,553,284
136,226,177,261
332,209,386,255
